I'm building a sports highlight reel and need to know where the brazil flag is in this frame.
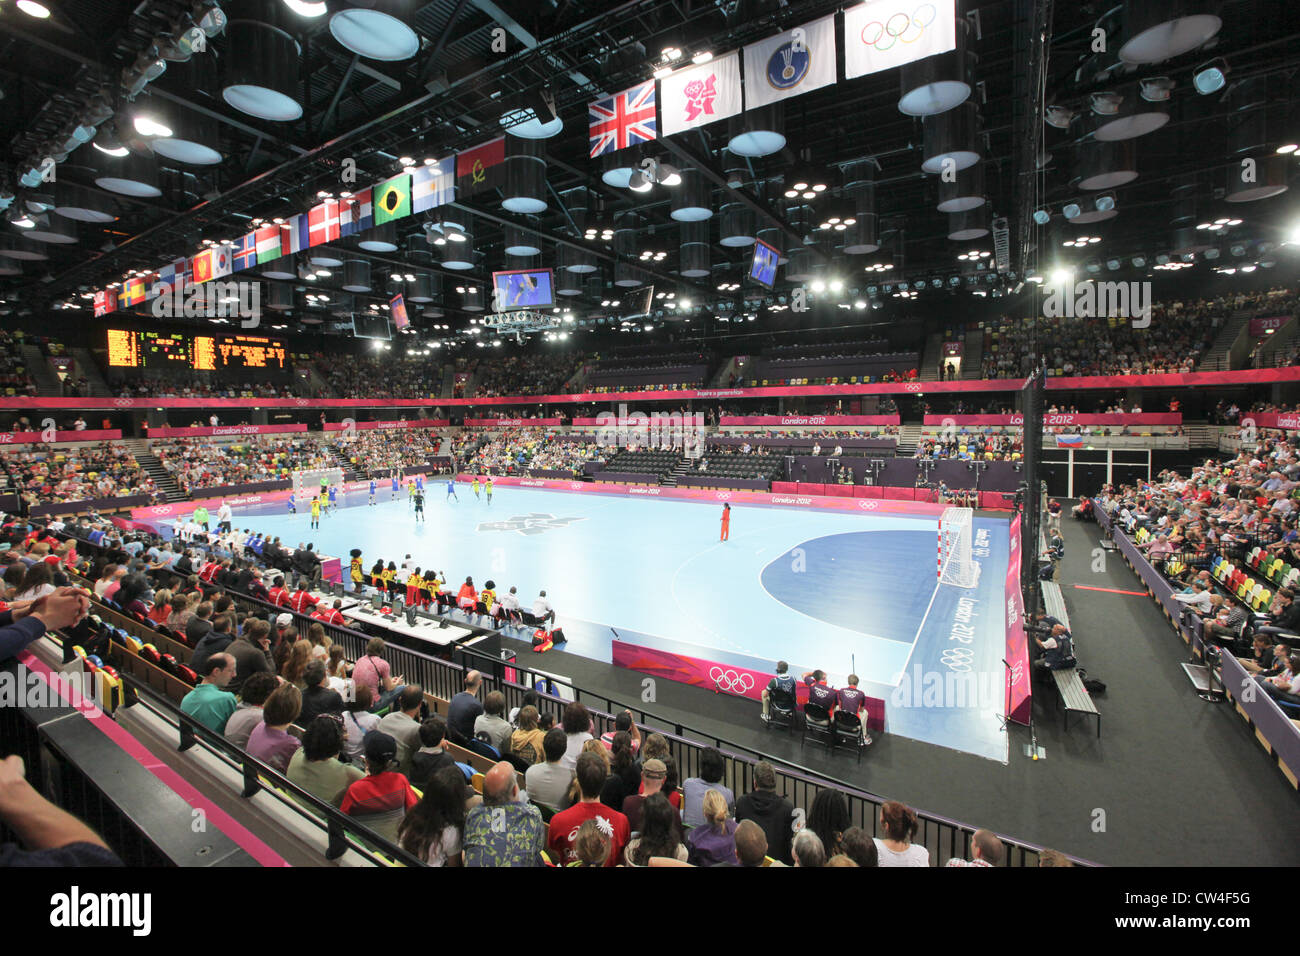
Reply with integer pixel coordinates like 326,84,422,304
374,173,411,225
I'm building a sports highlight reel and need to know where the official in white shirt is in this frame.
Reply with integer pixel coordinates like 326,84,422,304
532,590,554,626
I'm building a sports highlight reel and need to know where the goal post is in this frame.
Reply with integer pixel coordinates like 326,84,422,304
292,467,344,502
938,506,980,588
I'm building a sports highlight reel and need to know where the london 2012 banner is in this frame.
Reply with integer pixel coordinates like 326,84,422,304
843,0,957,80
658,51,743,137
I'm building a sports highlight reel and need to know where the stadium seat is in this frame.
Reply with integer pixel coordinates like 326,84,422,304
832,711,868,762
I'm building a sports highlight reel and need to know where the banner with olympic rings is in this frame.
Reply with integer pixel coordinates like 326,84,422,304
844,0,957,80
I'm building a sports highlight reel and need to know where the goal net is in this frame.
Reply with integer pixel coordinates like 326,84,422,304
292,468,344,502
938,506,979,588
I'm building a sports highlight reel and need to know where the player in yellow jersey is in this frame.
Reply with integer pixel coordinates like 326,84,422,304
472,476,481,500
485,476,494,504
310,495,321,530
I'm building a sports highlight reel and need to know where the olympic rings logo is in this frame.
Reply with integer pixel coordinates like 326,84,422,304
940,647,974,672
710,667,754,694
858,499,878,510
716,492,732,501
1009,662,1024,686
150,506,173,515
113,398,133,407
860,3,938,52
296,399,309,406
905,382,922,392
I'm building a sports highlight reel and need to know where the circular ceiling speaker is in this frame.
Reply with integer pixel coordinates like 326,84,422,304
680,221,710,277
151,108,222,165
726,104,786,158
267,282,294,310
308,247,345,268
407,272,437,303
899,21,972,117
921,102,980,174
785,249,815,283
1225,154,1290,203
1091,83,1169,141
947,208,989,242
341,260,371,293
357,221,398,252
1118,2,1222,65
0,236,49,261
53,183,116,223
1068,208,1119,224
501,139,548,214
222,20,303,120
504,225,541,257
936,162,986,213
499,107,563,140
718,202,756,247
1075,139,1139,190
25,215,77,244
613,262,643,287
841,216,881,255
669,168,712,222
94,150,162,197
329,6,420,61
260,254,297,280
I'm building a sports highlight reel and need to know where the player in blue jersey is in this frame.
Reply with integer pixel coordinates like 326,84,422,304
391,471,399,500
446,478,459,502
287,492,297,514
368,478,377,506
327,484,337,513
416,474,424,493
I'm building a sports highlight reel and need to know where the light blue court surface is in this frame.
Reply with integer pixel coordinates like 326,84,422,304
226,486,1012,763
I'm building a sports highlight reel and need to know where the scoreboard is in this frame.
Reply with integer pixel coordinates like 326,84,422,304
107,330,287,370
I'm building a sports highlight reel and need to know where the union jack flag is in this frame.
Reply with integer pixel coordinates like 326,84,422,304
588,81,657,158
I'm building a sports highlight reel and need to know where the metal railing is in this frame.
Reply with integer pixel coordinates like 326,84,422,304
60,526,1088,866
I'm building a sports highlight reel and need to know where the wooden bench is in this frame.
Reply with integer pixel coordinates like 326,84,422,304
1051,667,1100,737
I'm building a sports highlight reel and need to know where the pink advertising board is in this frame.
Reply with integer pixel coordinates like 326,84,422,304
322,419,448,431
1005,514,1031,725
718,414,901,426
5,366,1300,412
144,423,308,439
1251,413,1300,430
923,413,1181,427
0,429,121,444
462,418,563,427
610,640,886,731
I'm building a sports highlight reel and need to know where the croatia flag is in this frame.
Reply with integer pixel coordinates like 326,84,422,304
340,188,373,237
588,80,657,158
308,199,341,245
231,232,258,272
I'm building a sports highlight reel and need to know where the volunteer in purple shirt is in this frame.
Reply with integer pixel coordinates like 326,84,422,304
836,675,873,743
801,670,837,713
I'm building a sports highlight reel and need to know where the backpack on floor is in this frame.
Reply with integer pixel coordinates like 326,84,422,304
1077,668,1106,694
532,629,553,653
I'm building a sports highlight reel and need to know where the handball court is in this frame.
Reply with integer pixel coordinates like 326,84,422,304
234,484,1012,763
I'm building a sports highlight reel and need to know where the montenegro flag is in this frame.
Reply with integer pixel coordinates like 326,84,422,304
192,248,214,284
374,173,411,225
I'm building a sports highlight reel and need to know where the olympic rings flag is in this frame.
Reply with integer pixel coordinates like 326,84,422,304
844,0,956,80
742,14,837,109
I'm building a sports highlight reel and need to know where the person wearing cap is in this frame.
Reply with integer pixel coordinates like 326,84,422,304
620,758,682,840
248,568,270,602
340,731,420,844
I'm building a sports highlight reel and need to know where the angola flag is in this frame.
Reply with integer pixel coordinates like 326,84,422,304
456,137,506,198
374,173,411,225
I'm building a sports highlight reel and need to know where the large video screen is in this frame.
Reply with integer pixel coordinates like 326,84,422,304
491,268,555,312
351,311,391,341
749,238,780,289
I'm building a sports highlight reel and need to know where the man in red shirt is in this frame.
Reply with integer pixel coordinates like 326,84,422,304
313,599,347,627
267,576,292,608
289,580,319,615
199,559,221,583
547,751,629,867
339,732,419,843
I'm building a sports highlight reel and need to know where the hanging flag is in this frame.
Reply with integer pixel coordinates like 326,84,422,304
255,224,282,264
119,275,148,307
192,242,232,284
156,257,191,294
308,199,341,245
342,187,373,236
411,158,454,214
282,213,310,255
588,80,658,158
658,51,743,137
456,137,506,198
743,15,838,108
231,232,258,273
1056,434,1084,448
210,241,232,279
843,0,957,80
374,173,411,225
93,290,116,317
